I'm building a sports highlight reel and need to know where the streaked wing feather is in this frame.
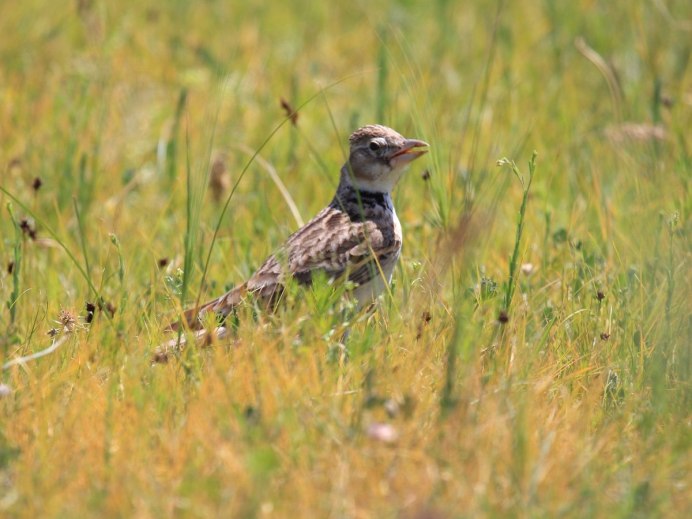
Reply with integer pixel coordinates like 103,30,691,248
249,206,397,290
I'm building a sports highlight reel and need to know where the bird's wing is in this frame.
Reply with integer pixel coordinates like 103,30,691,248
248,205,399,291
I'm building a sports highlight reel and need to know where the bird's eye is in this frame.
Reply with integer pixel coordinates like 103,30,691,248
369,139,385,153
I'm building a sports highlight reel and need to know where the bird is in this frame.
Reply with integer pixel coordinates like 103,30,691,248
167,124,429,336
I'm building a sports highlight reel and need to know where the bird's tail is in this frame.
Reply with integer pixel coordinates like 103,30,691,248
165,285,246,332
153,325,231,363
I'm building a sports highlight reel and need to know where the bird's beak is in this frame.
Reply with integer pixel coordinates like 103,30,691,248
389,138,429,165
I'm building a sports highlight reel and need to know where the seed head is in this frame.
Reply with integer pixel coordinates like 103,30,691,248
58,309,78,333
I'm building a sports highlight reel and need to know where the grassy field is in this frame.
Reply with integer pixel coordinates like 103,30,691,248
1,0,690,517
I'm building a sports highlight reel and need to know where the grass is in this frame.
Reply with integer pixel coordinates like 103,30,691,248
1,0,690,517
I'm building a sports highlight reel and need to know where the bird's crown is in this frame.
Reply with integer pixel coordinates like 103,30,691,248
349,125,406,148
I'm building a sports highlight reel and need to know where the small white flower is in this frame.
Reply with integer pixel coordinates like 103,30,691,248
367,423,399,444
0,384,12,397
521,263,535,275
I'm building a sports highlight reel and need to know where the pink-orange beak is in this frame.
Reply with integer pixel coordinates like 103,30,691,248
389,138,429,165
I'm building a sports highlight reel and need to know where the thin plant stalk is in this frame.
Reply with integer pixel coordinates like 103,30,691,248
73,197,92,282
499,151,538,313
6,203,22,329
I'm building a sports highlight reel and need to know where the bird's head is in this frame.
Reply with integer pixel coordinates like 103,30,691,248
344,125,429,193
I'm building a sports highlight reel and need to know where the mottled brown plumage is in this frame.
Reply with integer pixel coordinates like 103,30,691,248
169,125,428,332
